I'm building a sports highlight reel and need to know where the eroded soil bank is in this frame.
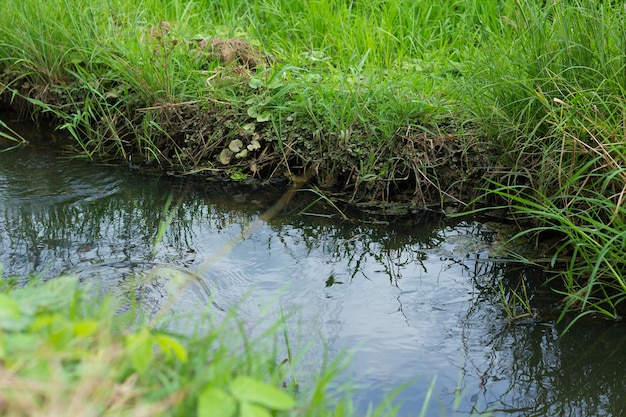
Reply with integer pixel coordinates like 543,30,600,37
1,80,493,215
0,27,494,214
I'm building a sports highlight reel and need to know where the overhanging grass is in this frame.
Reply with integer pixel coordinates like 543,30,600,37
463,1,626,325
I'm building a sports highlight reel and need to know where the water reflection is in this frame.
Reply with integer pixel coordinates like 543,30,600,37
2,122,626,416
460,300,626,416
0,143,277,277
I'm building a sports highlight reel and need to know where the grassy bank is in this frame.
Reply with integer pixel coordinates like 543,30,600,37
1,0,625,347
465,0,626,327
0,270,406,416
0,0,494,205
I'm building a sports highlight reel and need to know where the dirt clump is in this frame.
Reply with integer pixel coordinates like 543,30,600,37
196,37,273,71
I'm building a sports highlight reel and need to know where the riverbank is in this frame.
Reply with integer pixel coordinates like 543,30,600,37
1,0,626,354
0,0,499,210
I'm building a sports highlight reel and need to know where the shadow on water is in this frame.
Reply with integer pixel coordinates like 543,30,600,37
2,114,626,416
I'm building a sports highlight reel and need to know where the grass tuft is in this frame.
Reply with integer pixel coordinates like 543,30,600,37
0,269,399,416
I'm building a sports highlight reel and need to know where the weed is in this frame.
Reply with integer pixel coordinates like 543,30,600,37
0,119,28,151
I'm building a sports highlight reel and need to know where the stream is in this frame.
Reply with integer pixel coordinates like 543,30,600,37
1,116,626,416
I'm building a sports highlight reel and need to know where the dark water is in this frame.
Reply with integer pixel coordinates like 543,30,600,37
1,117,626,416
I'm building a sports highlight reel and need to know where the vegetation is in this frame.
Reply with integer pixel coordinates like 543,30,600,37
0,269,405,416
465,0,626,327
0,0,493,203
1,0,626,408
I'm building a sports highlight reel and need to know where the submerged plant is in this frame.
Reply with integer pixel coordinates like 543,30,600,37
0,119,28,151
297,185,349,220
496,278,536,323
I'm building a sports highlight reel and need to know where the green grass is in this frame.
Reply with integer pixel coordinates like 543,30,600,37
0,0,479,194
0,267,405,417
462,1,626,327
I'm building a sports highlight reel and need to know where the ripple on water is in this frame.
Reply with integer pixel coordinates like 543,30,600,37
4,134,626,417
0,147,123,207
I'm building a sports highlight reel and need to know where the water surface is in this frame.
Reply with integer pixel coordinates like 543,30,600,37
1,117,626,416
